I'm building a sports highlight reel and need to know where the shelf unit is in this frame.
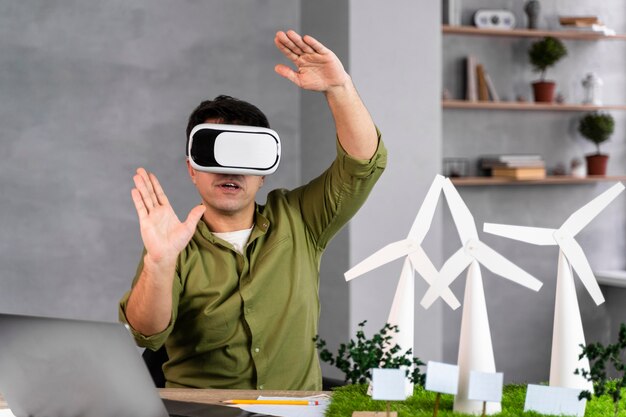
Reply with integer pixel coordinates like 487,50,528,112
442,25,626,40
451,175,626,186
443,25,626,184
443,100,626,111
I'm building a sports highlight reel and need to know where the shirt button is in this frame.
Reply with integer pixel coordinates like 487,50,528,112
254,347,260,353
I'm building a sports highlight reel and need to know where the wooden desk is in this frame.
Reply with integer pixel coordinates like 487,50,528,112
0,389,328,410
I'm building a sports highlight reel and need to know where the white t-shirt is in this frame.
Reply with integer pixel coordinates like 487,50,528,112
212,226,254,254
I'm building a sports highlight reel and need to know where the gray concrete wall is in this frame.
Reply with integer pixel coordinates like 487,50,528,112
442,0,626,383
301,0,350,381
348,0,444,364
0,1,300,321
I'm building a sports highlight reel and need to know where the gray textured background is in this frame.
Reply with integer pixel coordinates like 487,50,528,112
1,0,625,385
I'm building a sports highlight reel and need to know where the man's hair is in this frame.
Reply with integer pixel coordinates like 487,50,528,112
185,95,270,151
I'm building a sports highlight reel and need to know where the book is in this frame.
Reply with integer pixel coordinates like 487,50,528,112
465,56,477,102
491,167,547,180
479,154,544,167
483,70,500,102
559,16,600,26
476,64,489,101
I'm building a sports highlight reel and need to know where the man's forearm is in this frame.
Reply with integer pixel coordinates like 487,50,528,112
125,256,176,336
325,78,378,160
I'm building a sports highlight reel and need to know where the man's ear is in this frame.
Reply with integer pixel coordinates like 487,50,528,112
186,159,197,184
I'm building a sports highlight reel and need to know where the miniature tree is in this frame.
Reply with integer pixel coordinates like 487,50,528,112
579,111,615,155
528,36,567,80
575,323,626,417
314,321,426,386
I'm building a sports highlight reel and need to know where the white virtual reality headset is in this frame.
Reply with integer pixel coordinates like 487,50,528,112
187,123,281,176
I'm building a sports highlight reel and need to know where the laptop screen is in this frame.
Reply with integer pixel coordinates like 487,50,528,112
0,313,169,417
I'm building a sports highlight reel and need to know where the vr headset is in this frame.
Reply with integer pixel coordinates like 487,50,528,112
187,123,281,175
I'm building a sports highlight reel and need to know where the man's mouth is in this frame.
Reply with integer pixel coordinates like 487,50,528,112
219,182,241,190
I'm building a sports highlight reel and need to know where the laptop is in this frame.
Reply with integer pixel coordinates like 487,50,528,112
0,313,256,417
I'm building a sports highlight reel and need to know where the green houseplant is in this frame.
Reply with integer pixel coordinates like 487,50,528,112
314,321,426,386
528,36,567,102
578,111,615,175
575,323,626,417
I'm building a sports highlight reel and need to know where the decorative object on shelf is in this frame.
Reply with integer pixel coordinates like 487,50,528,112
473,10,515,29
552,162,566,176
570,158,586,178
555,92,565,104
528,36,567,103
444,158,470,177
578,111,615,175
442,88,452,101
581,73,603,105
442,0,462,26
524,0,541,29
528,36,568,102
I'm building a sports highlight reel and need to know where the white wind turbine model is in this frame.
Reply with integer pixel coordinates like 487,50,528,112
344,175,461,396
483,182,625,392
421,179,543,415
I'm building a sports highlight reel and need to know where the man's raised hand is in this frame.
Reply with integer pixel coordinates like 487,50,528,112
131,168,205,265
274,30,350,93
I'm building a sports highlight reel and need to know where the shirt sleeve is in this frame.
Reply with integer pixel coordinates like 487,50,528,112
293,128,387,250
118,249,182,351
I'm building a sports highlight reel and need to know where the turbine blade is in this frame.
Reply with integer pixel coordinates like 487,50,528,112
408,249,461,310
558,236,605,305
471,240,543,291
560,182,624,237
407,175,446,243
345,239,417,281
442,179,479,244
420,247,472,309
483,223,556,246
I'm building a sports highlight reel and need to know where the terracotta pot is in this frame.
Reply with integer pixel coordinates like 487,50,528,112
585,154,609,176
532,81,556,103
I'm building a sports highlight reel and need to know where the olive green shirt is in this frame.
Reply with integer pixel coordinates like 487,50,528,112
119,135,387,390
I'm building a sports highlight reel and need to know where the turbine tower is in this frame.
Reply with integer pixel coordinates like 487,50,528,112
484,182,625,391
426,179,543,415
344,175,459,396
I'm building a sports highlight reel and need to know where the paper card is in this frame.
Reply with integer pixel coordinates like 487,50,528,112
467,371,503,403
425,361,459,395
372,368,408,401
524,384,586,417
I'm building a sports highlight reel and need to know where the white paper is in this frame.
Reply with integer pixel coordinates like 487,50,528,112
233,395,330,417
372,368,408,401
425,361,459,395
467,370,503,403
0,409,15,417
524,384,586,417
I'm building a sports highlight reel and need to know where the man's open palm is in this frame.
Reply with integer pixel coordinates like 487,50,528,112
274,30,350,92
131,168,205,264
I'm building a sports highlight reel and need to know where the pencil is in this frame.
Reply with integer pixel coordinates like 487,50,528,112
223,399,320,406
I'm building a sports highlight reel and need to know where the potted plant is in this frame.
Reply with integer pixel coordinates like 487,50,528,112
578,111,615,176
528,36,567,102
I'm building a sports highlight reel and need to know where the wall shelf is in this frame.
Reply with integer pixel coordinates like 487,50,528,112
442,100,626,111
451,175,626,186
443,25,626,41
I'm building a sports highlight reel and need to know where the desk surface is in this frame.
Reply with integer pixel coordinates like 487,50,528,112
0,388,328,410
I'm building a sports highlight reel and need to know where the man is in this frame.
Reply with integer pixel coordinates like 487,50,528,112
119,30,387,390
